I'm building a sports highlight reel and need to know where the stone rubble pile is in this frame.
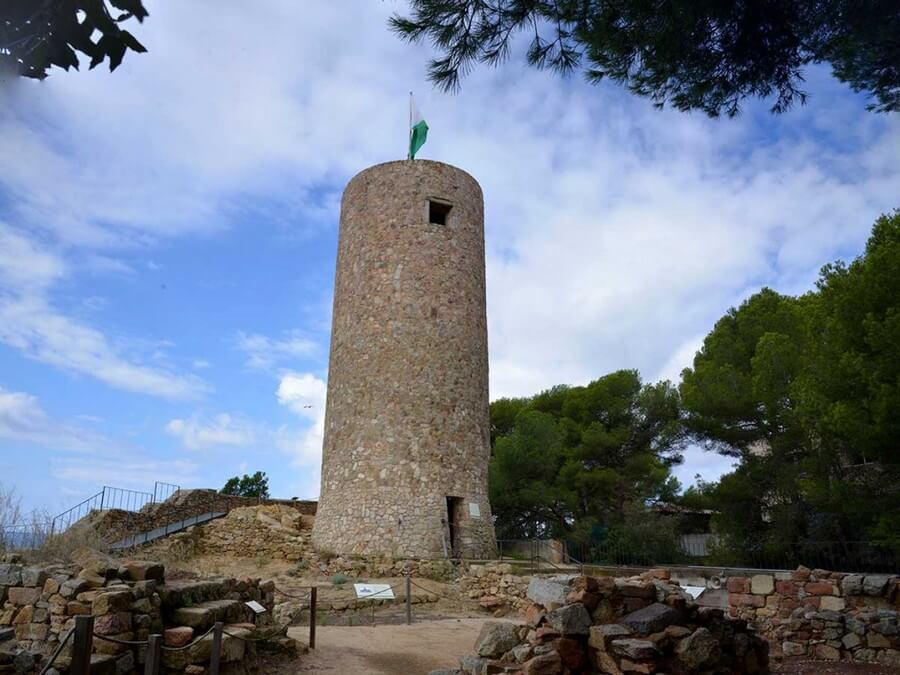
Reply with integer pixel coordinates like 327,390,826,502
0,554,294,674
458,563,530,616
441,570,769,675
149,504,314,562
727,566,900,666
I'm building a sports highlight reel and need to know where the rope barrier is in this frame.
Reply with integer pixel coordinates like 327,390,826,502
273,586,312,600
160,623,218,652
408,578,458,602
221,629,280,643
91,633,149,647
38,628,74,675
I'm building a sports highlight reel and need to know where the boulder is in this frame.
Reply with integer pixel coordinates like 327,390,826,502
750,575,774,595
589,624,632,652
21,567,47,588
621,603,682,634
124,561,165,583
93,591,133,615
611,639,659,660
545,603,591,636
842,574,864,595
8,587,40,605
474,621,521,658
459,654,489,675
0,564,22,586
863,575,892,597
526,578,569,608
675,627,720,670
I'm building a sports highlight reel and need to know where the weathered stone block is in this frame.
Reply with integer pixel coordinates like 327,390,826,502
526,579,569,608
545,603,591,636
620,603,682,635
750,575,774,595
7,588,40,606
611,639,659,660
0,565,22,586
474,621,520,658
589,624,632,652
92,590,133,615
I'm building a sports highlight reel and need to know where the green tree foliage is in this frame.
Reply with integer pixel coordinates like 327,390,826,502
489,370,685,543
220,471,270,499
681,211,900,552
1,0,148,80
391,0,900,115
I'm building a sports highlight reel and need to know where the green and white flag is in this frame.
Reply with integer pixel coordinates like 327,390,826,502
408,94,428,159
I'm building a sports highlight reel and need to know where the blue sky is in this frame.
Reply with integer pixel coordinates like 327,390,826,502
1,1,898,516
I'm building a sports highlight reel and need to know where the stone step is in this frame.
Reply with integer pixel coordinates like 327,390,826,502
158,579,233,609
172,599,246,629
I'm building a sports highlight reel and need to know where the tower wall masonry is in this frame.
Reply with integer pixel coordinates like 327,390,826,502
311,159,496,558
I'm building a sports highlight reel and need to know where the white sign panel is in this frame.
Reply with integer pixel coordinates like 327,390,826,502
469,502,481,517
354,583,395,600
244,600,267,614
682,586,706,600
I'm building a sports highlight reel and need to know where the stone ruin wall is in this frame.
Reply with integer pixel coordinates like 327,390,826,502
0,556,286,674
726,566,900,666
313,160,496,560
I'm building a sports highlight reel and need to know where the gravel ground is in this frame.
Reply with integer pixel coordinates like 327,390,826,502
774,658,900,674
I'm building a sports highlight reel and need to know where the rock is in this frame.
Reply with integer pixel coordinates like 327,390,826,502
124,561,165,583
815,644,841,660
474,621,521,658
459,654,489,675
782,641,806,656
842,574,864,595
59,578,90,599
878,650,900,668
511,644,533,663
589,624,633,652
526,578,569,608
164,626,194,647
0,564,22,586
522,652,563,675
863,575,892,597
7,587,40,605
820,596,845,612
614,580,656,599
546,603,591,636
524,604,545,627
77,569,106,588
21,567,47,588
429,670,462,675
675,627,720,670
93,590,133,615
750,575,774,595
727,577,750,594
0,628,14,643
115,651,135,674
14,623,49,641
842,633,862,649
611,639,659,660
621,603,682,634
94,612,132,636
867,633,891,649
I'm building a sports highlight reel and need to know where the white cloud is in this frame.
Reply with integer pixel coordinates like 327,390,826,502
0,224,207,400
275,372,327,498
237,331,318,370
276,372,326,421
165,413,257,450
0,387,50,442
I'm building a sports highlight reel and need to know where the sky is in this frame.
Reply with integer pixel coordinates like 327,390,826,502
1,1,898,517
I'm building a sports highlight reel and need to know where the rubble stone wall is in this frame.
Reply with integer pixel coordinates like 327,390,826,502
0,556,280,674
727,567,900,666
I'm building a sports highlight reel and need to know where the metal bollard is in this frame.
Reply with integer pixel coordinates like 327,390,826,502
145,634,162,675
71,615,94,675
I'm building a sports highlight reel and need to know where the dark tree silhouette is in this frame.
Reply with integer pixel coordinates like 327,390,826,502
391,0,900,115
1,0,148,80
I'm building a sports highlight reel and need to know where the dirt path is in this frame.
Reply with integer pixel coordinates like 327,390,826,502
283,617,490,674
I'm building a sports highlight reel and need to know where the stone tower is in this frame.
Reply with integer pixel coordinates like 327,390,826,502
312,159,496,559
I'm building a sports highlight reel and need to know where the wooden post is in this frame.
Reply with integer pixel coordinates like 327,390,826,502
209,621,224,675
71,615,94,675
309,586,317,650
145,634,162,675
405,575,412,625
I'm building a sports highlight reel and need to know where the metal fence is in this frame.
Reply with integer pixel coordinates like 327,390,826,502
566,539,900,574
0,522,51,551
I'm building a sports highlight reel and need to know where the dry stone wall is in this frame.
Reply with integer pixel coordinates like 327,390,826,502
444,570,769,675
0,555,287,674
727,566,900,666
314,160,496,559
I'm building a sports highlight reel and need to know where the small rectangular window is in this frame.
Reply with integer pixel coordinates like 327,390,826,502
429,200,452,225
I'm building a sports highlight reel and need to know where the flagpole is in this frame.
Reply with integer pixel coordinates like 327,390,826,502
408,91,413,160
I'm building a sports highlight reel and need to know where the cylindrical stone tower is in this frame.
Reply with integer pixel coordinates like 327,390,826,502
312,159,496,559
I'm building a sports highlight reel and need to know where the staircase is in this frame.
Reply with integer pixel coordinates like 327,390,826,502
108,508,227,550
